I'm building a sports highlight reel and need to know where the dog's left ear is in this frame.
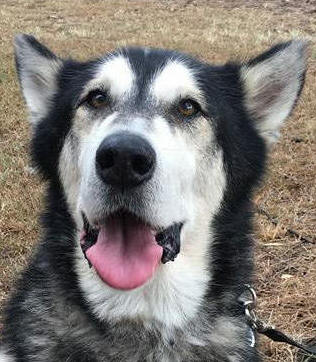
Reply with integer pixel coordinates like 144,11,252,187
14,34,62,125
241,40,308,146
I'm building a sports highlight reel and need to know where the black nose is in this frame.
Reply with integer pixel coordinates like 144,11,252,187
96,132,156,190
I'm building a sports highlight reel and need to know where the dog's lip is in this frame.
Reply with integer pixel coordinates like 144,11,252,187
80,210,184,263
81,210,161,235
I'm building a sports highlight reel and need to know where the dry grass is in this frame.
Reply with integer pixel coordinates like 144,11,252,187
0,1,315,360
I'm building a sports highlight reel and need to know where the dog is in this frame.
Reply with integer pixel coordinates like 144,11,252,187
0,34,307,361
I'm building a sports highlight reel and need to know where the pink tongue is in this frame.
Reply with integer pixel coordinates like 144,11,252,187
85,215,163,290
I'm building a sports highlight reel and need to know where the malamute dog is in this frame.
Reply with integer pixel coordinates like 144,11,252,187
0,35,307,361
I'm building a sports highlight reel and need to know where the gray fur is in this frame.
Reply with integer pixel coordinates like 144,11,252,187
2,271,252,361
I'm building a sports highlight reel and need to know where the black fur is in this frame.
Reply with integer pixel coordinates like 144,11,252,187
31,59,97,179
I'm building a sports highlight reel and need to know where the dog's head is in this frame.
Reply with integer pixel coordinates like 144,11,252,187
14,35,307,292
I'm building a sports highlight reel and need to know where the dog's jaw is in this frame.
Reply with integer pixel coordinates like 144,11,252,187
75,215,212,330
69,139,226,329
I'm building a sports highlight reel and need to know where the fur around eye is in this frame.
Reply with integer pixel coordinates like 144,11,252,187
85,90,109,109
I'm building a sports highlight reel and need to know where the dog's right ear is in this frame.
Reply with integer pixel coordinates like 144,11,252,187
240,40,308,146
14,34,62,124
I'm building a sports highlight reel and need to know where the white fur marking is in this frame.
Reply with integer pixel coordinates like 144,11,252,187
76,243,210,330
88,56,135,99
151,60,203,104
0,350,15,362
59,136,80,218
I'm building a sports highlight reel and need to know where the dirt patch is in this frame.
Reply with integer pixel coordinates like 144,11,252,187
198,0,316,14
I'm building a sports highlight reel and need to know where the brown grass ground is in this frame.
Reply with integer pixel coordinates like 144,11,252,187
0,1,315,361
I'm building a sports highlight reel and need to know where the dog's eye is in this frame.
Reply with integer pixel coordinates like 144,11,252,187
178,99,200,117
86,91,109,109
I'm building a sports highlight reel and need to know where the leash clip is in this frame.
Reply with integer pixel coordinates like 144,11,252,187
239,284,316,357
242,284,269,332
239,284,260,347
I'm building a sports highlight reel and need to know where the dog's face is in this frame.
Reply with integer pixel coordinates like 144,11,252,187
59,52,228,290
14,35,307,301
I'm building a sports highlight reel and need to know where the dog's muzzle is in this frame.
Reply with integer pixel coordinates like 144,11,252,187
79,132,183,290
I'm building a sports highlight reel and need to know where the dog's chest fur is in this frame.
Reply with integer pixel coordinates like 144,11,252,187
3,258,252,362
33,286,249,362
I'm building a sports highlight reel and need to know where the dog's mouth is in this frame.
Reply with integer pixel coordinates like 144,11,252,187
80,211,183,290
